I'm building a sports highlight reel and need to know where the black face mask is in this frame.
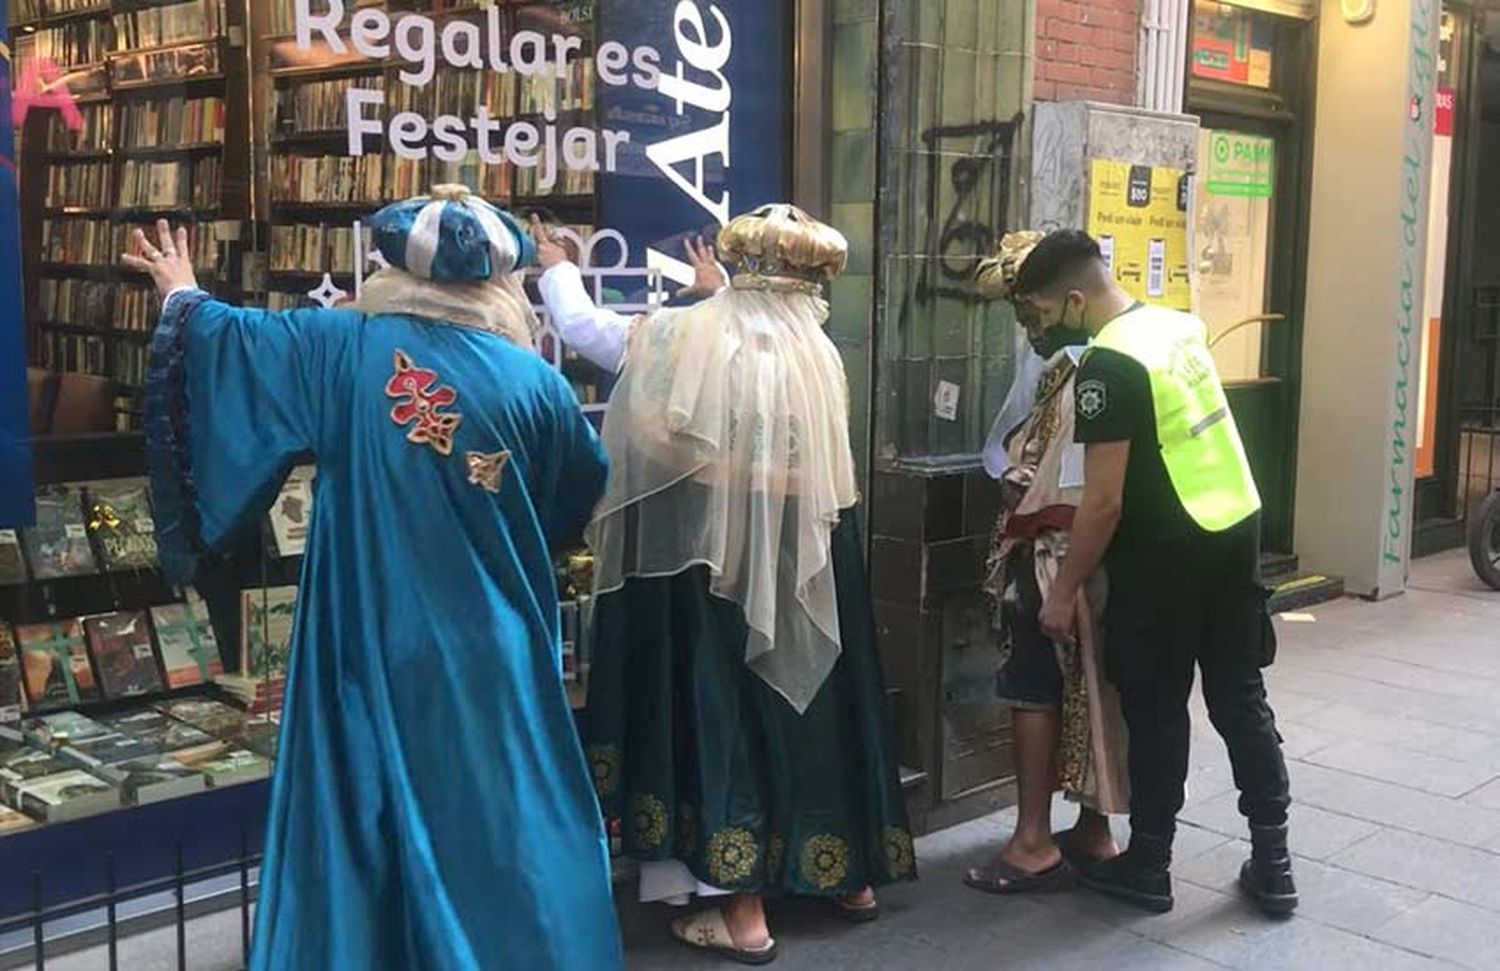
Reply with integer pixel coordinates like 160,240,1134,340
1030,300,1090,358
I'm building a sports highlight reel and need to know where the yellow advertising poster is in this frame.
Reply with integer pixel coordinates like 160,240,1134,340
1086,160,1192,310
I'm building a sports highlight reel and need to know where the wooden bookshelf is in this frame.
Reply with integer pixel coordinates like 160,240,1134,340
10,0,250,431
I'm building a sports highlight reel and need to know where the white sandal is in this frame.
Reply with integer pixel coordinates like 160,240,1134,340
670,907,778,966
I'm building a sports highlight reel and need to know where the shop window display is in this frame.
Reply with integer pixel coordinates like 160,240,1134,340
0,0,791,918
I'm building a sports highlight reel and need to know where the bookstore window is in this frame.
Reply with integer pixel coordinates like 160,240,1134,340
2,0,791,838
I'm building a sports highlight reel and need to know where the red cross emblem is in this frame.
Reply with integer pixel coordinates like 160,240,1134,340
385,350,463,456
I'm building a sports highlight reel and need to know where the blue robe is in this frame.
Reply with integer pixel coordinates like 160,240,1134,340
145,292,622,970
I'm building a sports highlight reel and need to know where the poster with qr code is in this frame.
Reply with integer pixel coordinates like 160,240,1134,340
1086,159,1191,311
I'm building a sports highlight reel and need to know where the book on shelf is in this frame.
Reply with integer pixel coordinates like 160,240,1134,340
119,96,226,148
4,769,120,823
114,156,222,211
269,225,356,275
149,596,224,689
22,710,113,749
214,675,283,714
99,707,221,759
23,484,99,579
7,0,44,27
45,160,111,209
0,529,27,585
84,611,165,701
43,104,113,154
84,478,158,572
239,585,296,682
275,76,384,134
268,466,316,557
42,217,119,266
0,626,23,724
16,620,100,711
102,753,208,804
112,0,223,52
111,41,221,87
155,697,247,741
20,20,108,71
270,155,381,205
172,746,269,787
61,728,162,769
38,278,114,328
115,282,163,334
40,330,109,378
0,738,76,789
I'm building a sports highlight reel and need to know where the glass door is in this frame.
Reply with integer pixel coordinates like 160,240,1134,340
1186,0,1314,554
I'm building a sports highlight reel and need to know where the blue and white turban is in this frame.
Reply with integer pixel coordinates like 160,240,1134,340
367,184,536,283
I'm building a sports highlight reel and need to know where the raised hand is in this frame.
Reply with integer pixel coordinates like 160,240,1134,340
120,219,198,298
679,235,725,298
530,214,570,270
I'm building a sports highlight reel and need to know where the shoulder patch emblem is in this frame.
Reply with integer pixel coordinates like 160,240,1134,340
1077,378,1108,421
466,450,511,494
386,349,463,456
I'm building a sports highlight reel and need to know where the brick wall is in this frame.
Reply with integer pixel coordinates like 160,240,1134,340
1033,0,1140,104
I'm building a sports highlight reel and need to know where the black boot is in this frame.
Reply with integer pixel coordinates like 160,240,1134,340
1078,831,1173,913
1239,824,1298,916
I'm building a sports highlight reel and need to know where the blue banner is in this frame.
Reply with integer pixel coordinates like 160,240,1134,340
597,0,791,286
0,3,37,529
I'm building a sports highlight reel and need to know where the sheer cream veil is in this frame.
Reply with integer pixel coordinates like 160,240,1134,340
586,285,858,713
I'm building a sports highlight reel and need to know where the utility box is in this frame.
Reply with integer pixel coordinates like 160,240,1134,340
1029,102,1200,312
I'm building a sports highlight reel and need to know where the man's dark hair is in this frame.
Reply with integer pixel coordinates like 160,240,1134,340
1011,229,1105,298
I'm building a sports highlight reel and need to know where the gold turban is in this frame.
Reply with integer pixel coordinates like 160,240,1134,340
974,230,1047,302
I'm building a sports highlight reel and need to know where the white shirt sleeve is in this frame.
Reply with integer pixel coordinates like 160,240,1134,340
537,262,634,373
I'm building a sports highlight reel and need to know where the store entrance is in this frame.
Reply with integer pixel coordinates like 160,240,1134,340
1186,2,1316,557
1420,4,1500,551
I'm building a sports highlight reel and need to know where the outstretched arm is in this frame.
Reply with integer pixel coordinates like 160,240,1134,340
124,221,358,582
531,215,633,371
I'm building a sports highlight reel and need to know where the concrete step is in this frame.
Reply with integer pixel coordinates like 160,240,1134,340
1261,551,1300,582
1269,571,1345,613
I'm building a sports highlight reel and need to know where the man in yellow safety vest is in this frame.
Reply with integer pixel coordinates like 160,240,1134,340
1019,230,1297,917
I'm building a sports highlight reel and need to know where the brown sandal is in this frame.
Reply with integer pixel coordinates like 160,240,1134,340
962,856,1076,895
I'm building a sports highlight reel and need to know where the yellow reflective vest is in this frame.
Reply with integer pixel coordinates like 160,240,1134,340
1086,305,1260,532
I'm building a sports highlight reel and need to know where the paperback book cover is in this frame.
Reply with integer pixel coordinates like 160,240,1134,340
22,710,112,749
16,621,100,711
103,755,207,805
85,611,164,700
0,744,76,788
150,597,224,688
22,485,97,579
100,707,218,756
0,626,21,723
0,804,37,834
267,466,315,557
240,586,296,681
0,529,27,585
62,731,161,769
7,769,119,823
84,479,158,572
155,698,247,741
174,747,269,787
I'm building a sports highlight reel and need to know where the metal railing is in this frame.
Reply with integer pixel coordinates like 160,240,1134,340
0,827,261,971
